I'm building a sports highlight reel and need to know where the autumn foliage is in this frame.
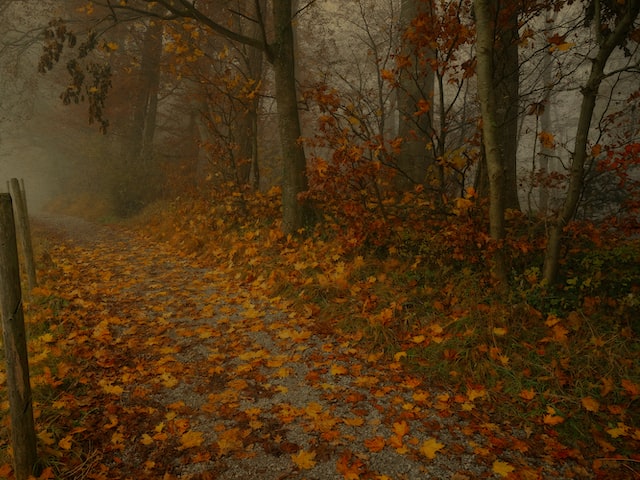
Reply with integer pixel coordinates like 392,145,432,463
1,177,637,478
2,0,640,478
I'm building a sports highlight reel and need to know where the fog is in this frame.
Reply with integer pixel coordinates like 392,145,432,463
0,1,107,217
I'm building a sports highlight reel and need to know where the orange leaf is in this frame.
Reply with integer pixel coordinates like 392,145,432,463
538,131,556,149
580,397,600,412
291,449,316,470
419,437,444,459
336,452,363,480
621,379,640,396
380,69,395,82
364,436,385,452
543,415,564,426
519,388,536,401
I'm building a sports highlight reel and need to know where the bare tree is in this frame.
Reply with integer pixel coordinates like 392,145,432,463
543,0,640,283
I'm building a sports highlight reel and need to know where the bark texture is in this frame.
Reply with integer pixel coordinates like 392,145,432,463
475,0,507,283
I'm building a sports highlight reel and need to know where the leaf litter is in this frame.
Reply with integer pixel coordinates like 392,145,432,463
0,215,597,479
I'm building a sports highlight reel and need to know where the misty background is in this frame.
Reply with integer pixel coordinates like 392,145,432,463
0,1,93,213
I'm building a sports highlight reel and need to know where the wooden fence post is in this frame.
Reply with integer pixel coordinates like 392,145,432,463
9,179,37,291
0,193,38,480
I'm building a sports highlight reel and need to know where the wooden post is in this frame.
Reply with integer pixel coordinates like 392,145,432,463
0,193,38,480
9,179,37,290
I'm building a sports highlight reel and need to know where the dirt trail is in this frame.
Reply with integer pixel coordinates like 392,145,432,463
27,215,587,479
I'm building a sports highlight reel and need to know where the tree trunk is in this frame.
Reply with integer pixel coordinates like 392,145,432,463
117,19,163,215
395,0,435,189
271,0,312,233
542,0,640,283
475,0,507,283
494,0,520,211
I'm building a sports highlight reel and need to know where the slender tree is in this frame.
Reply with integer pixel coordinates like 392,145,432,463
543,0,640,283
474,0,507,283
493,0,521,211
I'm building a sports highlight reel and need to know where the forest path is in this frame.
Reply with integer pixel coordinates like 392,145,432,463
25,215,583,479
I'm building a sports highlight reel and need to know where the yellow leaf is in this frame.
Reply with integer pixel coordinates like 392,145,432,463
38,431,55,446
98,380,123,396
140,434,154,445
419,437,444,459
111,431,125,446
291,449,316,469
343,417,364,427
493,460,515,477
466,387,487,402
39,333,55,343
492,327,508,336
58,435,73,450
392,421,410,438
330,364,348,375
580,396,600,412
179,430,204,450
543,415,564,425
606,423,629,439
394,351,407,362
161,372,179,388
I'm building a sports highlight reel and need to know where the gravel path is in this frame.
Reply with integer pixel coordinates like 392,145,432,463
30,215,590,480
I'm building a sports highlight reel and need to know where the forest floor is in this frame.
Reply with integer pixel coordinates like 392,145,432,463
0,213,634,479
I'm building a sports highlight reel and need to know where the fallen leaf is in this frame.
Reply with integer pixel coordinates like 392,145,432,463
58,435,73,450
291,449,316,469
420,437,445,459
330,364,348,375
364,436,385,452
493,460,515,477
581,396,600,412
179,430,205,450
519,388,536,401
606,423,629,438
